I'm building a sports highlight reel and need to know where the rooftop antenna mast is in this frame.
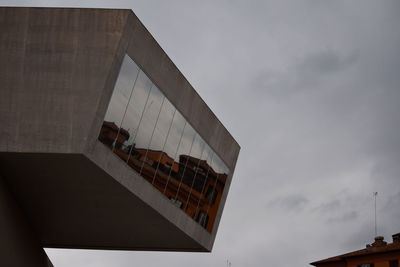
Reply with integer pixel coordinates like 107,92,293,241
373,192,378,237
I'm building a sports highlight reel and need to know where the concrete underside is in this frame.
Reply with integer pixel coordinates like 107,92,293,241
0,152,204,251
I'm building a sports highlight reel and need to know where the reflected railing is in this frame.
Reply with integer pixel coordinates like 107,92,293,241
98,54,229,233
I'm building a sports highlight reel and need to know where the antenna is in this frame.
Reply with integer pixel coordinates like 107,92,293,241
373,192,378,236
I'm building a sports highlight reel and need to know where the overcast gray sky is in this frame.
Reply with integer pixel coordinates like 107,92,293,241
2,1,400,266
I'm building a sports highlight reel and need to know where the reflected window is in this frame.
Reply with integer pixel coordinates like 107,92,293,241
98,54,230,233
197,211,209,228
205,186,218,205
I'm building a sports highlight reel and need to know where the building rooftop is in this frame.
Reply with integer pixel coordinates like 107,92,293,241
311,233,400,266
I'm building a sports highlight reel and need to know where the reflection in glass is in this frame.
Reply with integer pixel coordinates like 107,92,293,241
99,55,139,151
122,72,153,162
104,55,139,127
162,113,187,195
194,151,216,229
149,100,176,187
183,137,206,210
98,54,230,233
173,132,203,215
173,124,196,199
124,85,164,177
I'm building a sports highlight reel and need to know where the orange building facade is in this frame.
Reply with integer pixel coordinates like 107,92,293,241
311,234,400,267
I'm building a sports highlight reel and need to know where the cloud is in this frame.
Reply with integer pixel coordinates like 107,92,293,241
313,199,341,214
327,211,359,224
268,194,309,211
294,49,359,76
252,49,359,99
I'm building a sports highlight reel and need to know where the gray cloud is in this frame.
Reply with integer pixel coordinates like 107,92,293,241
327,211,359,224
313,199,341,214
252,48,359,100
268,194,309,211
295,49,359,75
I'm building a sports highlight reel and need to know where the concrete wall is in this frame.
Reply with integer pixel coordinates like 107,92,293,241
0,7,129,154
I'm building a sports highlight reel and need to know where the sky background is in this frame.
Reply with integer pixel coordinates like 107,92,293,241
1,1,400,266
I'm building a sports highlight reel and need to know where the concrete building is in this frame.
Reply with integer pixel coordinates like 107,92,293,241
0,7,240,267
311,234,400,267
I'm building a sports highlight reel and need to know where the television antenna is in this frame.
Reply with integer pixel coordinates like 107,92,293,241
373,192,378,237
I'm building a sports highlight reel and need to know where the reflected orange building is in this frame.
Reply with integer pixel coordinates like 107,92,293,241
98,121,130,150
98,121,227,232
311,234,400,267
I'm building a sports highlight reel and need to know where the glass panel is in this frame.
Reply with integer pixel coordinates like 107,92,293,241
210,152,229,175
138,88,167,180
182,136,206,216
194,150,215,229
147,99,176,189
114,70,152,162
99,55,138,150
173,124,196,200
148,98,176,152
190,141,212,196
203,173,221,232
161,111,186,196
126,85,164,176
189,134,205,161
164,122,197,204
174,133,203,212
204,154,229,231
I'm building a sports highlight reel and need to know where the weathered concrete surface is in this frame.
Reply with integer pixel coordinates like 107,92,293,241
0,175,53,267
0,7,130,154
0,7,240,253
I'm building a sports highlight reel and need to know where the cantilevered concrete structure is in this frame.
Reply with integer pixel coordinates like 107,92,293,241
0,7,240,267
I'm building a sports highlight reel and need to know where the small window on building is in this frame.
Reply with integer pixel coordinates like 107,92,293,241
205,187,218,205
197,211,209,229
390,260,399,267
165,162,172,169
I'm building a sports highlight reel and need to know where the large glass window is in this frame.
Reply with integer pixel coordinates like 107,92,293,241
98,54,229,233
